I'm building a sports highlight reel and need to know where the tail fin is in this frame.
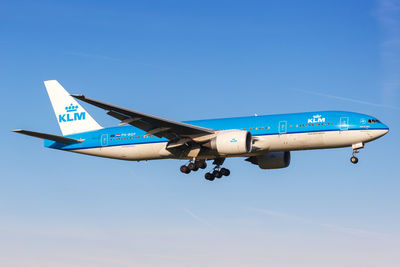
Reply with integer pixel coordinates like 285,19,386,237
44,80,102,136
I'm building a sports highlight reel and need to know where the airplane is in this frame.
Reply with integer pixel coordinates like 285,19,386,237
13,80,389,181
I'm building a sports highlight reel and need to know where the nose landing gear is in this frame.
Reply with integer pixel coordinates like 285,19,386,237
350,143,364,164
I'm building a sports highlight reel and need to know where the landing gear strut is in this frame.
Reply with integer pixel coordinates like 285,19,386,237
204,158,230,181
350,143,364,164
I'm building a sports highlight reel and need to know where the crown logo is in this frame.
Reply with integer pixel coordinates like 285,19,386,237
65,104,78,112
313,114,322,118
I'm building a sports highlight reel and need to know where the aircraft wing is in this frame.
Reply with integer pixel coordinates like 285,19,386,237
71,94,215,140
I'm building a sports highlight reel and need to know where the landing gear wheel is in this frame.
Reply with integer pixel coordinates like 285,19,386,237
188,162,196,170
213,170,223,178
350,156,358,164
180,165,191,174
198,161,207,169
205,172,215,181
212,170,221,178
220,168,230,176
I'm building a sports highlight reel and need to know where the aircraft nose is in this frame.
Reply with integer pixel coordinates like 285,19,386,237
383,126,389,135
367,128,388,141
378,124,389,138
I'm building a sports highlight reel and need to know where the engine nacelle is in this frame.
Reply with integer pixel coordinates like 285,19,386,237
208,130,252,155
246,151,291,169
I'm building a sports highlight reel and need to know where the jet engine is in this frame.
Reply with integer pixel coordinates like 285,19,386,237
246,151,291,169
206,130,252,155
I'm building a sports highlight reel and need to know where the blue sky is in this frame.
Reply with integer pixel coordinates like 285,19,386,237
1,0,399,266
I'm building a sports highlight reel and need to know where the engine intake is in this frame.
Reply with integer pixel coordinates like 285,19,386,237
207,130,252,155
246,151,291,169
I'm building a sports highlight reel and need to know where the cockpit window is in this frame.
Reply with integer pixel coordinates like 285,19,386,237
368,119,380,123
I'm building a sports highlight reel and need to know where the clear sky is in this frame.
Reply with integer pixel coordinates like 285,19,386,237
1,0,399,266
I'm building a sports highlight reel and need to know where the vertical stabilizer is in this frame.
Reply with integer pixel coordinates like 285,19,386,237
44,80,102,136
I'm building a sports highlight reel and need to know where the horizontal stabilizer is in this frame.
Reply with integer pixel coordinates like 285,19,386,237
13,129,83,143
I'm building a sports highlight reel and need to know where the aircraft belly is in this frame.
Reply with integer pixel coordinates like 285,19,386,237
120,143,166,160
72,143,167,161
323,130,367,148
256,133,323,151
260,130,368,152
276,132,325,150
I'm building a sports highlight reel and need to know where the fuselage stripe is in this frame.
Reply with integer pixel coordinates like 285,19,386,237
64,128,386,151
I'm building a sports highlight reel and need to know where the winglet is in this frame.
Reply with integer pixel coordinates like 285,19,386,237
70,94,85,99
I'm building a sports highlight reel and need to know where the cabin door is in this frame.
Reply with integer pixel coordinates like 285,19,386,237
101,134,108,146
279,121,287,134
340,117,349,130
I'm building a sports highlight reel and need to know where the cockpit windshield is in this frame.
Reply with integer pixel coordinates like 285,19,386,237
368,119,380,123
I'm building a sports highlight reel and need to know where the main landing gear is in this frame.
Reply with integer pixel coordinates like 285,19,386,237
180,158,231,181
350,143,364,164
204,167,230,181
204,158,230,181
180,160,207,174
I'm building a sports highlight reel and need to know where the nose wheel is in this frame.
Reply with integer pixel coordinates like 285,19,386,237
350,155,359,164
